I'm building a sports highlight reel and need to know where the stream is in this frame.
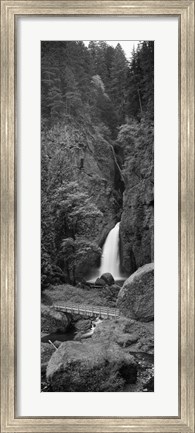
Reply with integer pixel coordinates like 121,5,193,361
41,317,103,344
41,328,76,344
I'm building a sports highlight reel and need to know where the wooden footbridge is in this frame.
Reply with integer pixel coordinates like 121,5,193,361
54,303,120,319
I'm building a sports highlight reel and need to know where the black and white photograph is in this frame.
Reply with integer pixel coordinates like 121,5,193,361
41,40,154,392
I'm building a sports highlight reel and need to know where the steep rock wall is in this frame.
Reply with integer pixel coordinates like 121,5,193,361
57,126,123,240
42,123,124,277
119,125,154,275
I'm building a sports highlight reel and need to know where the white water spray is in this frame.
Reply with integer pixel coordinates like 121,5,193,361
99,222,123,280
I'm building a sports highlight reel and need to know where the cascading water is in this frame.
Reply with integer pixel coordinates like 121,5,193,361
99,222,123,280
87,222,125,282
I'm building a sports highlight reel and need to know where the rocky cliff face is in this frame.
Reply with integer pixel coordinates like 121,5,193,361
42,118,153,282
42,122,124,279
75,130,123,243
118,122,154,275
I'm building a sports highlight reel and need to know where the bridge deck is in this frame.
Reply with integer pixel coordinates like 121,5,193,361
54,303,119,318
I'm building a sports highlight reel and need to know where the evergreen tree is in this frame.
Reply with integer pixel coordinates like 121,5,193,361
60,237,101,284
125,41,154,120
110,44,128,122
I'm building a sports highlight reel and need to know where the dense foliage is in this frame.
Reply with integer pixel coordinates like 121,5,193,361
41,40,154,290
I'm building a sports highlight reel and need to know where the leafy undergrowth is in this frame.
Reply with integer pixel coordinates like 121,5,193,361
42,283,118,308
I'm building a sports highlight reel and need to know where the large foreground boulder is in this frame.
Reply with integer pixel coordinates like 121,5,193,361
117,263,154,322
46,340,137,392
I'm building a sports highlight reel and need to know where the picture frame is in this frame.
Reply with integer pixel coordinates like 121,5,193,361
0,1,194,432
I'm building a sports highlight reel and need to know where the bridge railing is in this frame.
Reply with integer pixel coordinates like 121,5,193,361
54,303,119,319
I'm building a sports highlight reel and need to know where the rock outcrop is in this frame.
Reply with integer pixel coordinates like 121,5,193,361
46,340,137,392
48,124,123,242
117,263,154,322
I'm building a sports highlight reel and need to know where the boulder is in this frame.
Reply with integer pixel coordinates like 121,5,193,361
46,340,137,392
100,273,115,286
74,331,86,341
53,340,63,348
74,319,92,340
93,316,154,354
109,283,121,293
74,319,92,332
41,342,55,365
117,263,154,322
111,282,120,289
99,283,121,307
41,305,70,334
117,333,139,348
95,277,106,286
41,342,56,377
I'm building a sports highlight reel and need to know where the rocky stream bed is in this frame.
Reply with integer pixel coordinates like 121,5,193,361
41,265,154,393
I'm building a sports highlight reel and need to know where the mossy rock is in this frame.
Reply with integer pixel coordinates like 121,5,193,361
47,340,137,392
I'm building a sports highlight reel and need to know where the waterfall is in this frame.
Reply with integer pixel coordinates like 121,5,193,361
99,222,123,280
87,222,125,282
